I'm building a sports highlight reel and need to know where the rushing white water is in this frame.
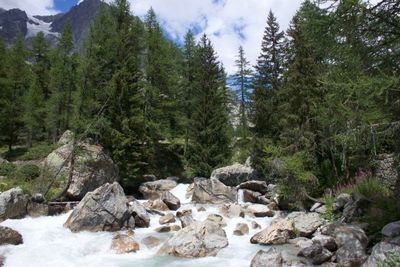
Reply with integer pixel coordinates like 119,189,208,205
0,184,274,267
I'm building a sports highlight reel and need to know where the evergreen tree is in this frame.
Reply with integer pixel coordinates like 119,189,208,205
47,23,77,141
188,34,231,176
0,35,30,151
233,46,252,140
31,32,51,99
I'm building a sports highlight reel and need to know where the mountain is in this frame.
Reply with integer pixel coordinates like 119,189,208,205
0,0,106,48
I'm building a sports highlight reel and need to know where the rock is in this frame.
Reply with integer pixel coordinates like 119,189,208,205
210,163,256,186
341,193,370,223
233,223,249,236
312,234,337,251
0,226,23,245
313,249,333,265
111,234,139,254
250,248,282,267
362,241,400,267
64,182,133,232
128,200,150,228
382,221,400,238
192,177,237,204
246,204,274,217
286,212,323,237
27,202,48,217
219,203,243,218
207,214,227,227
336,242,368,267
142,174,157,182
0,187,28,220
158,220,228,257
144,198,170,211
58,130,74,145
250,218,295,245
251,221,261,230
160,191,180,210
290,237,313,250
333,193,351,212
141,236,161,249
375,154,398,189
43,142,118,200
238,180,269,194
31,193,44,203
176,209,194,228
139,180,177,200
310,202,327,214
159,213,176,225
155,225,181,233
298,243,333,265
267,202,279,211
242,189,261,203
197,207,206,212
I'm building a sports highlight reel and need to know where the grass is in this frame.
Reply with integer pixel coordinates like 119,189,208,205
377,252,400,267
0,142,58,162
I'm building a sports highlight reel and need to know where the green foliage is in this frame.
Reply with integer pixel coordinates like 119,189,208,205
355,178,390,199
377,252,400,267
14,164,40,181
322,195,335,221
0,163,16,177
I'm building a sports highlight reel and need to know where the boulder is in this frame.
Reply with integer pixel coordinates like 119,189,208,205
206,214,227,227
246,204,274,217
64,182,133,232
159,213,176,225
290,237,313,250
30,193,44,203
192,177,237,204
128,200,150,228
233,223,249,236
298,243,333,265
332,193,351,212
210,163,256,186
111,234,139,254
144,199,170,211
312,234,337,251
362,242,400,267
286,212,323,237
160,191,180,210
176,209,195,228
155,225,181,233
0,226,23,245
27,202,48,217
250,218,295,245
139,180,177,200
58,130,74,145
341,193,370,223
158,220,228,257
43,142,118,200
250,248,282,267
238,180,269,194
382,221,400,238
242,189,261,203
310,202,327,214
141,236,161,249
0,187,28,220
219,203,243,218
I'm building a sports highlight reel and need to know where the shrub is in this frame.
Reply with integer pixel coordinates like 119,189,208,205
15,164,41,180
322,195,335,221
0,163,16,177
377,252,400,267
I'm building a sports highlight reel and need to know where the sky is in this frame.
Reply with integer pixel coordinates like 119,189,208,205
0,0,353,74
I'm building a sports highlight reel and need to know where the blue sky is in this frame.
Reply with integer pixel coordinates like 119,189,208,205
54,0,79,12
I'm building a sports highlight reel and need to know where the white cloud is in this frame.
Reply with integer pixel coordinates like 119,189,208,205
0,0,59,15
129,0,304,74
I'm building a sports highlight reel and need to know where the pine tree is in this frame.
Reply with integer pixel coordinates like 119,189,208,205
31,32,51,100
252,10,285,139
0,35,31,151
233,46,252,140
47,23,77,141
188,34,231,177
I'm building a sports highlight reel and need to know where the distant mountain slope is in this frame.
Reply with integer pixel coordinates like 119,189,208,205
0,0,105,48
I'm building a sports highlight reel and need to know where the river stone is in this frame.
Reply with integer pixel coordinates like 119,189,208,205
250,248,282,267
141,236,161,249
176,209,195,228
287,212,323,237
192,177,237,204
64,182,133,232
160,191,180,210
251,221,261,229
207,214,227,227
139,180,177,200
27,202,48,217
128,200,150,228
0,187,28,220
0,226,23,245
233,223,249,236
312,234,337,251
246,204,274,217
111,234,139,254
238,180,269,194
211,163,256,186
43,142,118,200
158,220,228,257
382,221,400,238
155,225,181,233
159,213,176,224
219,203,243,218
250,218,295,245
362,241,400,267
144,198,170,211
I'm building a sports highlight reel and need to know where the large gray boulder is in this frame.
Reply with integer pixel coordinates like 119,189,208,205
64,182,133,232
0,226,23,245
362,242,400,267
250,218,295,245
160,191,180,210
287,212,323,237
211,163,256,186
250,248,282,267
238,180,269,194
192,177,237,204
382,221,400,238
0,187,28,220
128,200,150,228
158,220,228,257
139,180,177,200
43,141,118,200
